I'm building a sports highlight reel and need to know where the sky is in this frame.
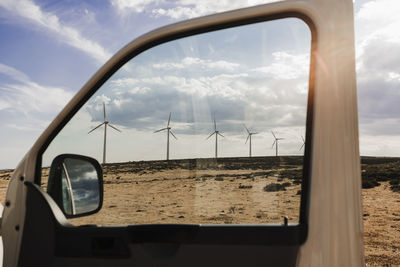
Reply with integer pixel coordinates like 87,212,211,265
1,0,400,169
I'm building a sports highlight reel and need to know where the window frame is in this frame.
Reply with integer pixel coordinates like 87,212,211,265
35,10,316,246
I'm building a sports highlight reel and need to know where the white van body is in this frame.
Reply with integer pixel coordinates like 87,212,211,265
0,0,364,266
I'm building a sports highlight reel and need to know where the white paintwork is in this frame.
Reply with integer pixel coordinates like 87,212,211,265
0,203,3,266
296,0,364,266
1,0,364,266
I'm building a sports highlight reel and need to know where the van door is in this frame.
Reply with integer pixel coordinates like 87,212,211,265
1,0,364,266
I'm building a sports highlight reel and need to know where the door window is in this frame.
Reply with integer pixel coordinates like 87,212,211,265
42,17,312,226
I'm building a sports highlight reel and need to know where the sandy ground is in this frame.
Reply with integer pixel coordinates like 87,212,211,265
362,182,400,266
71,168,301,225
0,166,399,265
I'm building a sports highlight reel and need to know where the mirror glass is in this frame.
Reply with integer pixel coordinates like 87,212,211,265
43,17,311,226
59,158,100,215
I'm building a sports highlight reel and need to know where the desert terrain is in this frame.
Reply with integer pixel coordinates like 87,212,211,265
0,156,399,266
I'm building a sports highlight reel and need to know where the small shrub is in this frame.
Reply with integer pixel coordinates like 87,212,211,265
238,184,252,189
391,184,400,192
263,183,287,192
243,174,252,179
292,179,302,185
362,180,380,189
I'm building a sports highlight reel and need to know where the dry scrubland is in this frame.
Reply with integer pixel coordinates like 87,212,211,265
1,156,399,266
71,156,303,225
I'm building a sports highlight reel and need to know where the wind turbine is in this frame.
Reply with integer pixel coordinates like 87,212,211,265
88,102,121,164
206,117,224,158
299,135,305,151
244,125,258,158
154,112,177,161
271,131,284,157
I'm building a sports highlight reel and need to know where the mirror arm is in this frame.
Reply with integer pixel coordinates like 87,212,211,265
62,162,76,215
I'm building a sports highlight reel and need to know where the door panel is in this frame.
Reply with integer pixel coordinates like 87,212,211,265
1,1,364,267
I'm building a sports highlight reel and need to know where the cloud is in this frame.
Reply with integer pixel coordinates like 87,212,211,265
152,6,201,19
0,99,11,111
0,0,111,64
85,48,309,135
355,0,400,60
153,0,278,19
358,74,400,131
354,0,400,141
252,52,309,80
111,0,278,19
93,94,111,105
0,63,30,83
356,0,400,25
153,57,240,71
0,62,73,122
111,0,164,13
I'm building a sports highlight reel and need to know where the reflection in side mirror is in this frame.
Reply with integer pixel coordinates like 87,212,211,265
47,154,103,218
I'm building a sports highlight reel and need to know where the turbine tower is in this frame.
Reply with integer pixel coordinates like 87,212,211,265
154,112,177,161
271,131,284,157
299,135,305,151
88,102,121,164
206,117,224,158
244,125,258,158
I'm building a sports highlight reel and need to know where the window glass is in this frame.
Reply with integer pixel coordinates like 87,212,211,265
62,158,100,215
42,17,311,226
61,170,72,214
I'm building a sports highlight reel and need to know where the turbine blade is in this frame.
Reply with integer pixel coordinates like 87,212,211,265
167,112,171,127
218,132,224,137
271,140,276,148
300,135,305,150
245,135,250,144
103,102,106,121
214,118,216,131
271,131,276,139
108,124,121,132
206,132,215,140
253,132,259,135
154,128,167,133
88,122,104,134
244,124,250,134
170,131,177,140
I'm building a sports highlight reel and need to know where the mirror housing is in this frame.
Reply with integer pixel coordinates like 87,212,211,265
47,154,103,218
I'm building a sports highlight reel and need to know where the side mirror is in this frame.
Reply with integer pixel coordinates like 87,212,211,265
47,154,103,218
